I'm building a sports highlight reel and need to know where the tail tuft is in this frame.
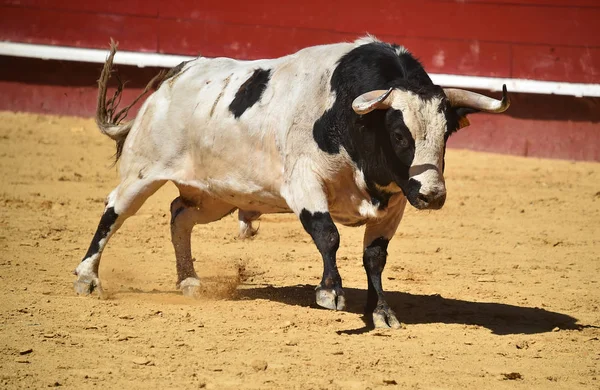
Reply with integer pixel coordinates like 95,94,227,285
96,39,167,162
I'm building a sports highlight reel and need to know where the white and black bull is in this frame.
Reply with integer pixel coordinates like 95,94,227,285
74,36,509,328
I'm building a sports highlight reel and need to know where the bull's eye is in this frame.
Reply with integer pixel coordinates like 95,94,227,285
394,133,409,148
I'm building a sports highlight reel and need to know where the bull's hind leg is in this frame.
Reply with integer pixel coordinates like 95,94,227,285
74,178,166,295
170,188,236,296
237,210,261,239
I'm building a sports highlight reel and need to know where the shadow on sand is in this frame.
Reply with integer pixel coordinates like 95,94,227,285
237,284,582,335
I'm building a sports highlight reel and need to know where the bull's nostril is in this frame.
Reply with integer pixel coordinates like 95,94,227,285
417,193,430,203
432,194,447,209
416,190,446,209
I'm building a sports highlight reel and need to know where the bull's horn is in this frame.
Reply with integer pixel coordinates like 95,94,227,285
443,84,510,113
352,88,394,115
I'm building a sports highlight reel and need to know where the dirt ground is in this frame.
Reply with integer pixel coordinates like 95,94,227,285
0,111,599,389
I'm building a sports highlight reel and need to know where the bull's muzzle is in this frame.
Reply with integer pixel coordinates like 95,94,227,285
415,188,446,210
405,164,447,210
404,179,447,210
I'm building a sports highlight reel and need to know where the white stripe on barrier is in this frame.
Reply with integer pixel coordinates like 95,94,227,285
2,41,599,97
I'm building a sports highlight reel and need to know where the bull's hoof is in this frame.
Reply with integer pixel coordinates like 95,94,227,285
316,287,345,311
178,277,201,297
372,306,402,329
73,276,102,296
237,225,258,240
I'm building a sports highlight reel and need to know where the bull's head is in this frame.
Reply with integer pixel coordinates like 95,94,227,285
352,85,510,210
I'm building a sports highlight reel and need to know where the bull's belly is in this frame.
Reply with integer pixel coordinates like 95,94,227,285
172,176,291,214
170,170,390,225
228,193,380,226
221,192,291,214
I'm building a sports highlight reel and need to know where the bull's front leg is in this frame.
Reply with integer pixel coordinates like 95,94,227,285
363,237,400,328
363,195,407,328
299,210,344,310
282,158,344,311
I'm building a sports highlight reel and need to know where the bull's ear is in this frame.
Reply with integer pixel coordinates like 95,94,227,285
455,107,479,130
352,88,394,115
458,116,470,129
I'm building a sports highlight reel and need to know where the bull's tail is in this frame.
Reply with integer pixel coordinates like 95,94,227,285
96,39,167,161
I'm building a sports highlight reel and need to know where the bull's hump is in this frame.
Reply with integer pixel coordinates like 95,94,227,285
229,68,272,119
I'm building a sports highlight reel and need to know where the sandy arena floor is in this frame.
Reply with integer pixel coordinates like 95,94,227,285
0,111,599,389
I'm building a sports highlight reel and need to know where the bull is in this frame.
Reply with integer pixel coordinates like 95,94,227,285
74,36,509,328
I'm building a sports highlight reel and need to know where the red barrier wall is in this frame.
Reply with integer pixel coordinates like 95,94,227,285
1,0,599,83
